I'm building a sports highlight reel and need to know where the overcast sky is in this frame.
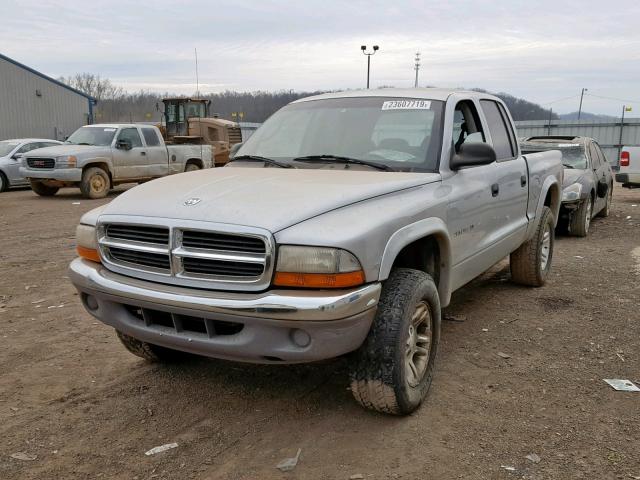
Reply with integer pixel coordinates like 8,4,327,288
2,0,639,115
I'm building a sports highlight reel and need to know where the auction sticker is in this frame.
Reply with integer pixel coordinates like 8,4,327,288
382,100,431,110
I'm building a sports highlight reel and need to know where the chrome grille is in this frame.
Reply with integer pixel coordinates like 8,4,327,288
27,157,55,169
97,219,273,291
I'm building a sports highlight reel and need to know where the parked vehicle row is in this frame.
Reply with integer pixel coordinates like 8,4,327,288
69,88,564,415
19,124,213,198
520,136,613,237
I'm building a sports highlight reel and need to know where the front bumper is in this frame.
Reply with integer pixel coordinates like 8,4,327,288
69,258,381,364
20,167,81,182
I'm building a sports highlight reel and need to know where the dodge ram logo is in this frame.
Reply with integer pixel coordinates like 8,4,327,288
184,198,201,206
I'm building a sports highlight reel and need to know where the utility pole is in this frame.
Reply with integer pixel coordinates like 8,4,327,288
360,45,379,89
577,88,588,120
414,52,421,88
195,48,200,98
618,105,632,161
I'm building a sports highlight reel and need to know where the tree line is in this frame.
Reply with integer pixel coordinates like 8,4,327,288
59,73,557,124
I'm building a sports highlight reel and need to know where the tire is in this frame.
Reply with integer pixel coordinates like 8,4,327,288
510,206,554,287
29,179,59,196
0,172,8,192
185,162,201,172
349,268,441,415
568,196,592,237
116,330,190,362
80,167,110,199
596,185,613,218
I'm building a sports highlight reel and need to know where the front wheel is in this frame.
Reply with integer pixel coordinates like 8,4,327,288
349,268,441,415
80,167,110,199
116,331,191,362
30,180,59,196
569,197,592,237
510,206,554,287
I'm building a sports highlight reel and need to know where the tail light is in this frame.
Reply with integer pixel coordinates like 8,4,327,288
620,151,630,167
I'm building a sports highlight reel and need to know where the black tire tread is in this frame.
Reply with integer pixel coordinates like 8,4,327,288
349,268,440,415
569,197,591,237
0,171,8,192
80,167,110,199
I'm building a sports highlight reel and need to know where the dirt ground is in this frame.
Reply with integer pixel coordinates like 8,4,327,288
1,184,639,480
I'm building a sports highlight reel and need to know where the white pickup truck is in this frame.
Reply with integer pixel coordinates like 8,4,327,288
20,124,213,198
616,146,640,188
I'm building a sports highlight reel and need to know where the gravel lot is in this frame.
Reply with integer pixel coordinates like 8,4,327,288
1,185,639,479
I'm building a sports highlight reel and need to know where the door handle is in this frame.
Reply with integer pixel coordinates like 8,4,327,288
141,151,146,156
491,183,499,197
521,175,527,187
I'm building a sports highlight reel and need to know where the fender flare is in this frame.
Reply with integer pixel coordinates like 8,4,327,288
529,176,561,238
80,157,114,174
378,217,453,306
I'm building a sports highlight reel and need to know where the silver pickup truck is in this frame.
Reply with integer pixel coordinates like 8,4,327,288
20,124,212,198
69,89,562,414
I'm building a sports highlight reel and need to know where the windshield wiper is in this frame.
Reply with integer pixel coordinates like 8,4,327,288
293,155,396,172
562,164,576,169
229,155,294,169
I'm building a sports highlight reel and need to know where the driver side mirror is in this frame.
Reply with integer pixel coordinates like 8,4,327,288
229,142,243,158
450,142,497,170
116,139,132,151
11,153,23,161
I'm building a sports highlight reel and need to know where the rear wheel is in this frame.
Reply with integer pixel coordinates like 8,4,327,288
0,172,8,192
185,162,201,172
510,206,554,287
116,330,191,362
349,268,441,415
30,179,59,196
80,167,110,199
569,197,592,237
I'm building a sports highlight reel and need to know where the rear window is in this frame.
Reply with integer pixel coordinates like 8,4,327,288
480,100,515,160
142,128,161,147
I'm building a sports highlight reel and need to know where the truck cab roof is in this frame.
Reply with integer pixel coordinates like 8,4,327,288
293,88,502,104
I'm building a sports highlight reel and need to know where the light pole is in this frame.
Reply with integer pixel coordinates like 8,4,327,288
414,52,421,88
577,88,588,120
361,45,379,89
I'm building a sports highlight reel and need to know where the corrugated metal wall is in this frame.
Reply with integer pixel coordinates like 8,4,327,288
0,57,90,141
515,119,640,165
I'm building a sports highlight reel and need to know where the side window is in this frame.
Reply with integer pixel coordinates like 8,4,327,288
453,101,486,154
497,103,518,156
41,142,60,148
17,143,40,154
142,128,161,147
595,143,608,166
588,143,600,168
117,128,143,148
480,100,515,160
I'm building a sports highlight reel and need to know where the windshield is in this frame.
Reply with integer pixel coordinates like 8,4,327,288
522,144,588,169
66,126,117,146
237,97,445,171
0,142,19,157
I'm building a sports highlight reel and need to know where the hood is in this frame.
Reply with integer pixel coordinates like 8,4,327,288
562,167,587,187
101,167,440,232
24,144,108,158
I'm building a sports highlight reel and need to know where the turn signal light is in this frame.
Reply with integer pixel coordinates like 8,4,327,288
620,151,630,167
77,246,101,263
273,271,365,288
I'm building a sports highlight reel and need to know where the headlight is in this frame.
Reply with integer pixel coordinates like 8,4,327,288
274,245,365,288
76,224,101,263
56,155,77,168
562,183,582,202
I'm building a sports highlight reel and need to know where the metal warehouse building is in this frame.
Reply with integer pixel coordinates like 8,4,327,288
0,53,96,141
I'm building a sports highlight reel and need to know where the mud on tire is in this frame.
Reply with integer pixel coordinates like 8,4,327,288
116,330,191,362
510,206,554,287
80,167,110,199
349,268,441,415
568,196,592,237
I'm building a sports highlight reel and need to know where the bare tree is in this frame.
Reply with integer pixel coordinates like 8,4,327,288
58,73,125,101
